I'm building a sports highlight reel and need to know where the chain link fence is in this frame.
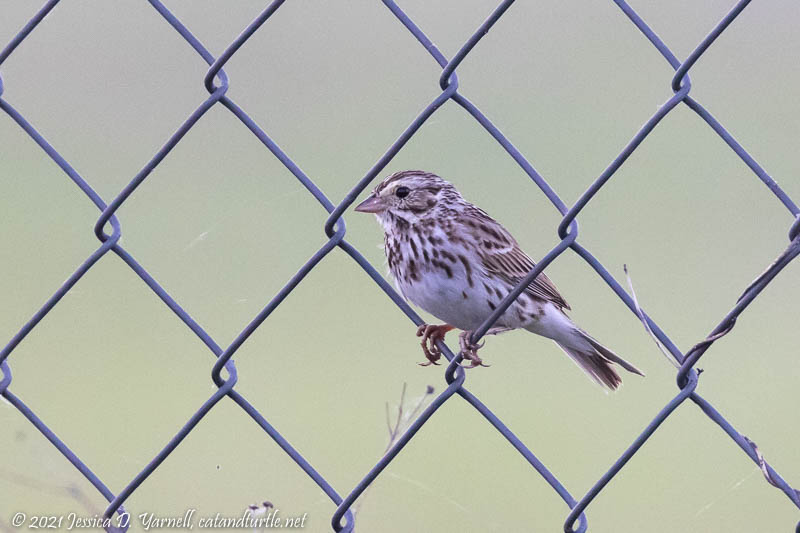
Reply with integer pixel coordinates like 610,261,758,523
1,0,799,531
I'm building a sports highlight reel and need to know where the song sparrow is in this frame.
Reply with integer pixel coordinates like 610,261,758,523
355,170,644,390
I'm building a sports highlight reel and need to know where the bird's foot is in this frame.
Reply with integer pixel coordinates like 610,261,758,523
459,330,489,368
416,324,454,366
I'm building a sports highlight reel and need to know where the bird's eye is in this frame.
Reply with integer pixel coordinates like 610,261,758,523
395,186,410,199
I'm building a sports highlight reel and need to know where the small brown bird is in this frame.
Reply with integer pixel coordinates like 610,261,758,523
355,170,644,390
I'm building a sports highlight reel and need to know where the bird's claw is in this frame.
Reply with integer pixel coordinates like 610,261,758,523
458,332,489,368
416,324,453,366
415,325,489,368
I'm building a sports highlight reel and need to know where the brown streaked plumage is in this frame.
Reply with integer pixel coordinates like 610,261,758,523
355,170,644,390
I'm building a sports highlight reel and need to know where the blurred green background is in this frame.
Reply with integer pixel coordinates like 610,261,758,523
1,1,799,532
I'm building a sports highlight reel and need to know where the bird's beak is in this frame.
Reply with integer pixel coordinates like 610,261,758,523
354,193,387,213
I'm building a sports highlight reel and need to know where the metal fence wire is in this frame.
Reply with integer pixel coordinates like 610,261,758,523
1,0,799,531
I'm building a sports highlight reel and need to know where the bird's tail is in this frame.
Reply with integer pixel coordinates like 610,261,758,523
555,330,644,391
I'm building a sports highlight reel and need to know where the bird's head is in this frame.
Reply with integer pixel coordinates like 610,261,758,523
354,170,459,226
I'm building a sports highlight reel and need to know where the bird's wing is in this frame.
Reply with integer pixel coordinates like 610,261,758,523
465,208,571,310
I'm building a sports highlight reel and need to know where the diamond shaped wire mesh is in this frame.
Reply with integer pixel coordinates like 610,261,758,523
1,1,799,532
